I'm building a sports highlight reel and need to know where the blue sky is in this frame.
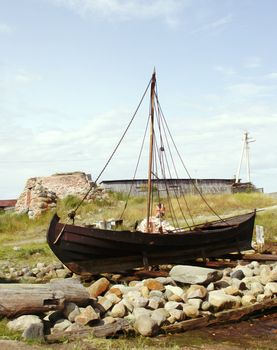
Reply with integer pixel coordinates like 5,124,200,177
1,0,277,198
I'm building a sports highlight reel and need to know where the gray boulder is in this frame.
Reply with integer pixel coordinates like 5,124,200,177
22,323,44,340
134,315,159,337
151,308,169,326
170,265,222,285
7,315,42,332
208,291,241,311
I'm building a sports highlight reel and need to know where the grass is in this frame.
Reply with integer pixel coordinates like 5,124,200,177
0,192,276,348
255,209,277,241
0,191,276,269
0,318,21,340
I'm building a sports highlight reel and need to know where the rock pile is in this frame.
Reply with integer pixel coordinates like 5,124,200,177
6,262,277,340
0,261,72,283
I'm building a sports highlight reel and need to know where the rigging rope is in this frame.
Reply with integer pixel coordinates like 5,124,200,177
154,100,192,229
155,93,226,224
69,77,152,220
119,115,150,220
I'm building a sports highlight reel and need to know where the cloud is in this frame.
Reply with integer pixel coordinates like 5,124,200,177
243,56,261,69
192,14,232,34
265,72,277,79
0,22,13,34
226,83,271,97
214,65,236,76
15,69,42,83
49,0,184,24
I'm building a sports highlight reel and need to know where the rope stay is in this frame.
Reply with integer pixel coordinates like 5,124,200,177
68,71,225,229
69,77,152,220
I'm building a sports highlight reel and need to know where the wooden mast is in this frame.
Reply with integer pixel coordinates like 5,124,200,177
146,71,156,232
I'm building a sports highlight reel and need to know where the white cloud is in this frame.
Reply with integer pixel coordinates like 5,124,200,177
50,0,184,24
192,14,232,34
214,65,235,76
15,69,42,83
243,56,261,69
0,22,13,34
226,83,271,97
265,72,277,79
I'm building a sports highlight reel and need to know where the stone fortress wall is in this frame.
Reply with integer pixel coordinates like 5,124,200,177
15,172,94,218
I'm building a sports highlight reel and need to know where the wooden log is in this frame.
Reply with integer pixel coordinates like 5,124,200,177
209,298,277,324
162,315,209,333
242,253,277,262
46,319,132,342
0,278,90,317
162,299,277,334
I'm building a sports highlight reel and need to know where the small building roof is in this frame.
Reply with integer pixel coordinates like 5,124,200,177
0,200,17,208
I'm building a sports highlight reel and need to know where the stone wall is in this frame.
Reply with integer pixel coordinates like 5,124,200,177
15,172,95,218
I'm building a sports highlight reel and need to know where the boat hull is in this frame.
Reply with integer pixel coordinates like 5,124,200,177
47,212,256,276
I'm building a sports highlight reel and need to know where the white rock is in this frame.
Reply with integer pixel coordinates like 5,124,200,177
149,290,164,298
52,319,72,333
7,315,42,332
111,302,126,318
208,291,241,311
103,316,116,325
201,301,210,311
207,283,214,291
249,261,259,269
170,265,222,285
151,308,169,326
187,298,202,309
169,309,184,321
165,285,184,297
105,293,121,305
186,285,207,299
130,296,148,308
264,282,277,294
97,296,113,311
249,282,264,296
133,307,152,319
134,315,159,337
155,277,176,285
148,297,162,310
164,301,182,311
269,266,277,282
182,304,199,318
224,286,240,296
63,302,79,319
241,295,256,306
122,298,134,312
256,294,271,303
260,265,272,285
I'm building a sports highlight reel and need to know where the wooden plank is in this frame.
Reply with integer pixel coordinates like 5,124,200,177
210,298,277,324
162,315,209,333
162,299,277,334
242,253,277,262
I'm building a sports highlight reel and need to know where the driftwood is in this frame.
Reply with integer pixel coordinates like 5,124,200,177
162,298,277,334
0,278,90,317
46,319,132,342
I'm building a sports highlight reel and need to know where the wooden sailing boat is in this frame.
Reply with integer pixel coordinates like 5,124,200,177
47,72,256,276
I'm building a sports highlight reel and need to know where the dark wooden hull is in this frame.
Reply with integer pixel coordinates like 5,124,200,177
47,212,256,276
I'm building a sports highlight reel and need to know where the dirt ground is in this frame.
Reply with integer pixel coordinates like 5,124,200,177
0,312,276,350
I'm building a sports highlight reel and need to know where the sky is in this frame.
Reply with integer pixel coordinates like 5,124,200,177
1,0,277,198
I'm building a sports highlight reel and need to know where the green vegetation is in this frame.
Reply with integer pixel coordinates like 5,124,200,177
0,192,276,269
0,318,21,340
256,209,277,241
